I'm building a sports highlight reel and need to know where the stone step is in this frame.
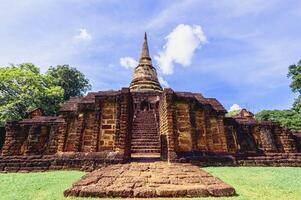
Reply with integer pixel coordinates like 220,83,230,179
130,153,161,158
131,142,160,146
131,138,159,141
132,125,157,129
132,125,157,128
132,137,159,140
132,134,159,137
131,141,159,144
133,127,157,130
132,131,158,134
131,146,160,150
238,160,301,167
243,155,301,160
131,149,161,154
130,153,161,162
133,117,156,119
132,123,157,126
131,110,160,156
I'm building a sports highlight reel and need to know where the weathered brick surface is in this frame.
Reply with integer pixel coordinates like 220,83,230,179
237,152,301,166
175,102,192,151
0,152,124,172
159,89,177,161
99,102,117,150
64,162,236,198
64,115,79,152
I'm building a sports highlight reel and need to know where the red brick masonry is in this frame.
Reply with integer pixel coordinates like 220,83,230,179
64,162,236,198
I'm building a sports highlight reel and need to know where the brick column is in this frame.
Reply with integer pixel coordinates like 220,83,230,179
275,126,297,153
115,88,132,160
2,121,20,156
56,122,67,152
259,126,278,152
202,109,209,151
92,104,101,152
159,89,177,162
25,125,41,155
74,112,85,152
189,101,198,151
204,109,214,151
46,124,59,154
217,115,228,152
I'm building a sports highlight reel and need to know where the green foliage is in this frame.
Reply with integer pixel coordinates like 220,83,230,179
288,60,301,112
46,65,91,101
292,95,301,113
255,59,301,131
0,63,64,126
226,109,240,117
255,109,301,131
288,59,301,94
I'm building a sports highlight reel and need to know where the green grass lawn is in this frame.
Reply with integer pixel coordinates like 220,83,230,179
0,167,300,200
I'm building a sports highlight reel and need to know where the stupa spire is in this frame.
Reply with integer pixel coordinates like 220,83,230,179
129,33,162,92
139,32,152,65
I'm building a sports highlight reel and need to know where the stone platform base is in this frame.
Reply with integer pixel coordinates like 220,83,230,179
64,162,235,198
0,152,124,172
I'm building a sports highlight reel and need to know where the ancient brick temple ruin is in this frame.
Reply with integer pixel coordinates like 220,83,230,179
1,33,301,173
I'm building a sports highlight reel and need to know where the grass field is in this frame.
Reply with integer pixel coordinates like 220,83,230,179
0,167,300,200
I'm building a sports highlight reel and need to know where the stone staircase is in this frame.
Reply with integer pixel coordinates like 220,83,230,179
237,153,301,166
131,110,160,161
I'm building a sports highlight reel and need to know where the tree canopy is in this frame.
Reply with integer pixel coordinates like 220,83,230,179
255,59,301,131
46,65,91,101
0,63,64,126
0,63,91,126
226,109,240,117
288,59,301,94
255,109,301,131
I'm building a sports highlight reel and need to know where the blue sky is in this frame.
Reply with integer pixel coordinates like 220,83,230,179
1,0,301,112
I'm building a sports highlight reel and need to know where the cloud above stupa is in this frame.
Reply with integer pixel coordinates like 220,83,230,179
120,57,138,69
74,28,92,42
155,24,207,75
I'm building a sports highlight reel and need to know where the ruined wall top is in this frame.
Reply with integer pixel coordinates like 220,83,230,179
129,33,162,92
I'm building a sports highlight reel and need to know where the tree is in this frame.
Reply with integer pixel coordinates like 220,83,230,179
46,65,91,101
288,59,301,112
288,59,301,94
226,109,240,117
255,109,301,131
0,63,64,126
254,59,301,131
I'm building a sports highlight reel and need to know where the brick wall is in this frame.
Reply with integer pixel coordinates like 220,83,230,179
99,102,117,150
80,111,96,152
224,124,238,153
2,122,23,155
195,109,207,151
64,115,79,151
175,102,192,151
158,89,177,161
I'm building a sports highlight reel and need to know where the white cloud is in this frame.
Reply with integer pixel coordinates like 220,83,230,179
120,57,138,69
158,76,169,88
155,24,207,75
74,28,92,41
146,1,196,29
229,104,242,112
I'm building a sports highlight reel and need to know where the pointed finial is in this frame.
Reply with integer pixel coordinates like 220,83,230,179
129,32,163,92
139,32,151,64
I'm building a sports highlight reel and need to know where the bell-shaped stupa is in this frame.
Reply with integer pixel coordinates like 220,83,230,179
129,33,162,92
